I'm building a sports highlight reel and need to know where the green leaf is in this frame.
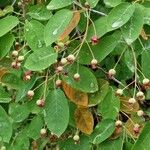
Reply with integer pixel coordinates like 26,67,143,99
26,115,44,140
47,0,72,10
98,137,123,150
87,17,108,41
44,9,73,46
11,131,29,150
121,4,144,45
45,89,69,137
59,135,90,150
91,119,115,144
24,20,45,51
27,5,52,21
107,2,135,30
104,0,122,7
24,47,57,71
0,16,19,37
86,0,99,8
99,87,120,120
132,122,150,150
0,33,15,58
142,50,150,78
9,103,30,123
1,73,24,90
0,86,11,103
0,105,12,143
62,64,98,93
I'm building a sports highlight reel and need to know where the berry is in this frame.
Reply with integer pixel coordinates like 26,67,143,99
116,89,123,96
136,91,144,97
12,50,18,57
18,2,22,7
108,69,116,76
36,99,45,107
91,35,99,45
56,66,63,74
16,62,21,68
11,61,17,68
24,75,31,81
91,59,98,65
133,124,140,134
27,90,34,97
73,134,80,141
60,58,67,65
67,54,75,62
40,128,47,136
115,120,122,127
142,78,149,85
73,73,80,81
128,98,136,104
137,110,144,117
55,79,62,87
18,55,24,61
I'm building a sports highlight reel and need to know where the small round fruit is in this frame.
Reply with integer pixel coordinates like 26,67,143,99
128,98,136,104
116,89,123,96
91,35,99,45
115,120,122,127
133,124,140,133
36,99,45,107
60,58,67,65
11,61,17,68
55,79,62,87
56,66,63,74
91,59,98,65
27,90,34,97
40,128,47,136
18,55,24,61
137,110,144,117
73,134,80,141
18,2,22,7
67,54,75,62
142,78,149,85
73,73,80,81
136,91,144,97
16,62,21,68
24,75,31,80
108,69,116,76
12,50,18,57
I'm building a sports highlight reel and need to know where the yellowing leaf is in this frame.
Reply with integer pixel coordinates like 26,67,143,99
74,107,94,135
0,68,8,81
58,11,80,41
120,96,139,114
62,82,88,107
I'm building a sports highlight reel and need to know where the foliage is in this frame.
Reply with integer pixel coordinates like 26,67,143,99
0,0,150,149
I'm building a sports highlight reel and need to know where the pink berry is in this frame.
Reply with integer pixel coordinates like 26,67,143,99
91,35,99,45
73,73,80,81
36,99,45,107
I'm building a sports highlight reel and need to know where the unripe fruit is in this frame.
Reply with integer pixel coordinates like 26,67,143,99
17,62,21,67
137,110,144,117
36,99,45,107
56,66,63,74
133,124,140,134
24,75,31,81
18,55,24,61
40,128,47,136
27,90,34,97
115,120,122,127
116,89,123,96
73,73,80,81
108,69,116,76
128,98,136,104
91,59,98,65
11,61,17,68
73,134,80,141
142,78,149,85
67,54,75,62
12,50,18,57
136,91,144,97
55,79,62,87
91,35,99,45
60,58,67,65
